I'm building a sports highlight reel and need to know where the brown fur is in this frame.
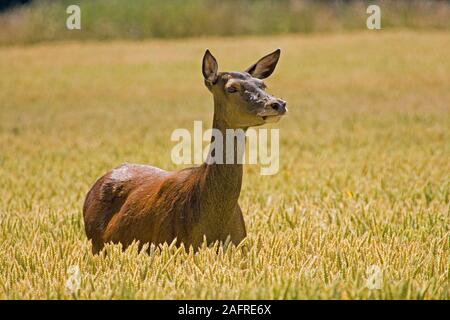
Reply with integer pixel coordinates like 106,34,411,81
83,49,286,254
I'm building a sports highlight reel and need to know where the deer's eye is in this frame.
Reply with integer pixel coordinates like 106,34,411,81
226,86,238,93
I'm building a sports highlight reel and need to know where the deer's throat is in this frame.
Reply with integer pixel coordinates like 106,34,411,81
200,104,245,213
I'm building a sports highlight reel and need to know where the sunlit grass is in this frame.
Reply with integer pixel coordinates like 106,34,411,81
0,31,449,299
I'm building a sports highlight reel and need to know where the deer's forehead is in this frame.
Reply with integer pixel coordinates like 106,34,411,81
220,72,265,88
225,72,250,79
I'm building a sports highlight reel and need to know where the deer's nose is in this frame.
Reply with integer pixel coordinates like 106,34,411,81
269,100,287,114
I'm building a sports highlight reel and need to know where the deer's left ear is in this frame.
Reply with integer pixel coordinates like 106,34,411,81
202,49,218,84
245,49,281,79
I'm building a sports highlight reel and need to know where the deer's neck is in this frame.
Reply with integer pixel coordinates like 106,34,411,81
199,100,245,227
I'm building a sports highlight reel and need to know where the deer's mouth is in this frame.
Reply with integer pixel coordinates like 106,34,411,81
261,115,283,123
258,105,287,124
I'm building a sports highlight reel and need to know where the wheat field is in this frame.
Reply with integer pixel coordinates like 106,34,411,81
0,31,449,299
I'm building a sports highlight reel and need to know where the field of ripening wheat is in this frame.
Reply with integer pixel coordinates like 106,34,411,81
0,31,448,299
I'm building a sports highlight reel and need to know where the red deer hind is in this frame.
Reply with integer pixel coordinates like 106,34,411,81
83,49,287,254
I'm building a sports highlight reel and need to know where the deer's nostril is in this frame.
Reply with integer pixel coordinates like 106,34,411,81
267,100,287,115
270,102,283,111
270,103,278,110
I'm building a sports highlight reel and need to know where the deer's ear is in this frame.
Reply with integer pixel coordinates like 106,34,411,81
202,49,218,84
245,49,281,79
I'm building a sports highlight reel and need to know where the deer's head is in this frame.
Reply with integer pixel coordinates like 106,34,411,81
202,49,287,129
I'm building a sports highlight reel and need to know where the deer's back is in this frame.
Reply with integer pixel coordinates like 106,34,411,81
83,162,212,253
83,163,172,252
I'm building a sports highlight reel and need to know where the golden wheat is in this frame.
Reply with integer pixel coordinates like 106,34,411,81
0,31,448,299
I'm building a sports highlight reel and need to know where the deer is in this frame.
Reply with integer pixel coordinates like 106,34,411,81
83,49,287,254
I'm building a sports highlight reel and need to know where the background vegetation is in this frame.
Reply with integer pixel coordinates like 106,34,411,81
0,31,448,299
0,0,450,45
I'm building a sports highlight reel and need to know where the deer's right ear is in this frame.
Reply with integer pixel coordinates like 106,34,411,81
202,49,218,85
